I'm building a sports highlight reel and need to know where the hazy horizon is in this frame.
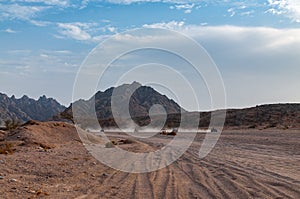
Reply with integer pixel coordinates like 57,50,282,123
1,81,299,112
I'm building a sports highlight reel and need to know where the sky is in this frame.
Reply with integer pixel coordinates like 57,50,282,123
0,0,300,111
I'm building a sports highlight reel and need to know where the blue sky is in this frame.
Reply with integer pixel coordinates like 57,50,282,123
0,0,300,110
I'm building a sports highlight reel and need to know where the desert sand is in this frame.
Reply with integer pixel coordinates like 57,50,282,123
0,121,299,198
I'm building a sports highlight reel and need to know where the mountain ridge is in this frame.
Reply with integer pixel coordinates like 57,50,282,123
54,82,300,130
0,93,66,124
1,82,300,130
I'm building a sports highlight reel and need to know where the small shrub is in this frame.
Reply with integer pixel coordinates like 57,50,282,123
0,142,15,155
39,143,52,150
35,189,49,196
117,139,135,144
105,142,115,148
111,140,118,145
123,139,135,144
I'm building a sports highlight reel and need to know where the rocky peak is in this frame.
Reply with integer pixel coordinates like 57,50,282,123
21,95,30,101
130,81,142,88
39,95,47,101
57,82,183,125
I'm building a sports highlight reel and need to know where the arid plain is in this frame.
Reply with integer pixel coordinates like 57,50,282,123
0,121,299,199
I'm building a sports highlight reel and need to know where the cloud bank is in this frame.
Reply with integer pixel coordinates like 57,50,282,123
267,0,300,22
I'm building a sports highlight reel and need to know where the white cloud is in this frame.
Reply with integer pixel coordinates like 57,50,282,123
2,28,17,33
0,1,70,23
1,49,82,74
78,0,89,9
107,26,117,33
29,19,51,26
52,50,72,54
0,3,48,21
184,9,192,14
92,34,112,42
40,53,49,58
174,3,194,10
105,0,207,4
10,0,70,7
240,10,254,16
267,0,300,22
143,21,185,29
57,23,92,41
104,0,261,6
171,3,194,13
56,22,114,42
141,21,300,69
192,25,300,51
226,3,254,17
106,0,160,4
227,8,235,17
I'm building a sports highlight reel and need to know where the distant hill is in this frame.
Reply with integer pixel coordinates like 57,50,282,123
153,103,300,129
54,82,300,130
224,104,300,129
0,93,66,124
160,103,300,129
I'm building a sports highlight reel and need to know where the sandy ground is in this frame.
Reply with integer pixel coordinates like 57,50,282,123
0,122,299,199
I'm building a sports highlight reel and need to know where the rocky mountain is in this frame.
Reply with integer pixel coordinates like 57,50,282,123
0,93,66,124
54,82,184,127
54,82,300,130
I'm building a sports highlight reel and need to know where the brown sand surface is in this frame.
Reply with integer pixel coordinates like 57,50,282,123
0,122,299,199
